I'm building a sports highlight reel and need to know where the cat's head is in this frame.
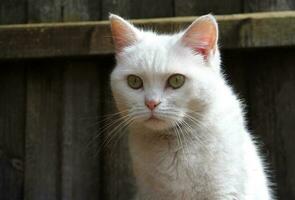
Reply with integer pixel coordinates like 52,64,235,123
110,14,221,131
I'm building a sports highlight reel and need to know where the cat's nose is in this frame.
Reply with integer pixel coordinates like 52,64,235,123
145,100,161,111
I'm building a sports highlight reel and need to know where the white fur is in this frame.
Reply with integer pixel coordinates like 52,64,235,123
110,14,273,200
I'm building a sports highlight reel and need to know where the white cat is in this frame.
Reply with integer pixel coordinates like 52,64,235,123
109,14,273,200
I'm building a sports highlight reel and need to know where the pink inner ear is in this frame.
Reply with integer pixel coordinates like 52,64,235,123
110,17,137,53
196,47,208,58
196,35,216,59
181,15,218,59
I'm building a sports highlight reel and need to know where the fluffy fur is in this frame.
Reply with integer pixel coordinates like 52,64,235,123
109,14,273,200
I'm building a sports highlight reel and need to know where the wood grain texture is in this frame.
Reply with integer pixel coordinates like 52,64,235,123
1,11,295,59
27,0,101,23
100,57,137,200
0,0,27,24
247,48,295,199
101,0,131,20
175,0,242,16
27,0,63,23
244,0,295,12
0,22,113,59
128,0,174,19
61,61,101,200
62,0,101,22
25,64,63,200
0,65,26,200
2,0,295,25
101,0,174,20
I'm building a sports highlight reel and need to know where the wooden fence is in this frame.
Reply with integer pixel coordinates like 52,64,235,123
0,1,295,199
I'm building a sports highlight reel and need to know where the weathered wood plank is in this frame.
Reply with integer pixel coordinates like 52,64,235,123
175,0,242,16
100,58,137,200
247,48,295,199
27,0,101,23
27,0,63,23
129,0,174,19
101,0,174,20
25,64,63,200
101,0,131,20
0,22,112,59
244,0,295,12
61,61,101,200
63,0,101,22
1,11,295,59
0,65,26,200
0,0,27,24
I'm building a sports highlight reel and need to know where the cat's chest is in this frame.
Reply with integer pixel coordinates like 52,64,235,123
133,156,222,200
133,153,213,200
128,131,244,200
129,134,219,196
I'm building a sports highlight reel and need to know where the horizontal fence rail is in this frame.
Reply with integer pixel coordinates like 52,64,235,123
0,11,295,59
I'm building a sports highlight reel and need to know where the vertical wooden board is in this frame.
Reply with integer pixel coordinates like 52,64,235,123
100,56,136,200
28,0,101,23
61,61,101,200
25,63,63,200
101,0,131,20
27,0,62,23
101,0,174,20
0,64,25,200
247,49,295,199
129,0,174,19
0,0,27,24
244,0,295,12
174,0,242,16
63,0,101,22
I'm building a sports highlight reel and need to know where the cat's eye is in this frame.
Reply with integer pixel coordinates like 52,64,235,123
167,74,185,89
127,75,143,89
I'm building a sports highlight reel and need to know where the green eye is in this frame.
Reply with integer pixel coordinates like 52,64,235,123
167,74,185,89
127,75,143,89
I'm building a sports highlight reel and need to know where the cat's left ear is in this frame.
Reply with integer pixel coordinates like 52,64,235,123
181,14,218,60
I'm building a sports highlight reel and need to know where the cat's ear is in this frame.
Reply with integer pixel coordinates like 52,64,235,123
181,14,218,60
109,14,139,53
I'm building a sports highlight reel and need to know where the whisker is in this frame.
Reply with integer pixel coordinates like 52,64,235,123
101,116,134,150
85,113,130,150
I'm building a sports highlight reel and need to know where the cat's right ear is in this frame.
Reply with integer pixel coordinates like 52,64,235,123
109,14,139,53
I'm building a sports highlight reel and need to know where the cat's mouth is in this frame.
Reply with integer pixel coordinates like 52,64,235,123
142,113,171,131
146,115,162,122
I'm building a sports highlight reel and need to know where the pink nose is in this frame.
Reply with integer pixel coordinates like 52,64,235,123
145,100,160,110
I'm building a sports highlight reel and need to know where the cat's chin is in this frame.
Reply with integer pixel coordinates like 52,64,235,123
142,118,174,131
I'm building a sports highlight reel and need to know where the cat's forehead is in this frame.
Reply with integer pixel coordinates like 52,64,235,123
120,33,181,67
138,32,180,50
116,31,202,77
121,52,173,75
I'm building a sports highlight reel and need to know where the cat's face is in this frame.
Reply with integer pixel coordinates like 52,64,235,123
110,14,220,131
